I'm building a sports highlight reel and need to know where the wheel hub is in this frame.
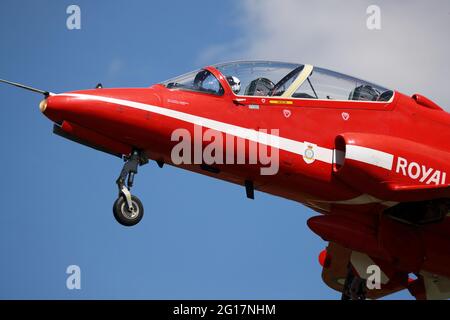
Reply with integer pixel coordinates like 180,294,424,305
121,201,139,219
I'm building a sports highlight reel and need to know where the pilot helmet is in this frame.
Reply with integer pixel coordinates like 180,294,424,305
226,76,241,94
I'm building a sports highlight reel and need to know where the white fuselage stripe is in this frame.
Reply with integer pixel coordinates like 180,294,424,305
57,93,394,170
346,145,394,170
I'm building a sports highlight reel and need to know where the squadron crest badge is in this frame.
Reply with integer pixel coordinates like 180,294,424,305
303,142,317,164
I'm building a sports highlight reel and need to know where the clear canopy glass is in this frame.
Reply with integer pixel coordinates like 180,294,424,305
293,67,393,101
161,60,393,102
214,61,302,96
161,69,224,95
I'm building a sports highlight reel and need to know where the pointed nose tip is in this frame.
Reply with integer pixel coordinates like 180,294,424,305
39,98,47,113
39,95,62,123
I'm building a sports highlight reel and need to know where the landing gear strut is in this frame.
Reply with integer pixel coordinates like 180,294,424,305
341,264,367,300
113,150,148,226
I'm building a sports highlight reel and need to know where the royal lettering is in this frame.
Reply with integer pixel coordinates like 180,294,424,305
395,157,446,185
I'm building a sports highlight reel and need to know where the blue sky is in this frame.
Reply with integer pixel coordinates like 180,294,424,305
1,0,439,299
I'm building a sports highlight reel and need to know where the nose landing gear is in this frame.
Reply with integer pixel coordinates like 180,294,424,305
113,150,148,226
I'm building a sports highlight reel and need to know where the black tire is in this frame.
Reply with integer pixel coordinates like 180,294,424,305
113,195,144,226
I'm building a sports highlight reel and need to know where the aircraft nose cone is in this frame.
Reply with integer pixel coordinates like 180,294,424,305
39,94,68,124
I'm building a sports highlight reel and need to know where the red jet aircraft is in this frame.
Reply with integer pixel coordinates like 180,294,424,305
1,61,449,300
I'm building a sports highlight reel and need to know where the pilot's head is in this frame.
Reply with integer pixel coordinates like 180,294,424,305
226,76,241,94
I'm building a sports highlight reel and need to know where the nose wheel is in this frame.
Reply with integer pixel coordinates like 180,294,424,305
113,194,144,226
113,150,148,226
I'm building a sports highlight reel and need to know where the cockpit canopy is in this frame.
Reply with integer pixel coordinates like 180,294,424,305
163,69,225,95
215,61,302,97
161,61,394,102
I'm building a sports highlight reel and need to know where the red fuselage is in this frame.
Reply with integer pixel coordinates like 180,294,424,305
40,64,450,290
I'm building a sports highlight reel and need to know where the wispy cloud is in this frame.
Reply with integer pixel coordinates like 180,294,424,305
199,0,450,109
